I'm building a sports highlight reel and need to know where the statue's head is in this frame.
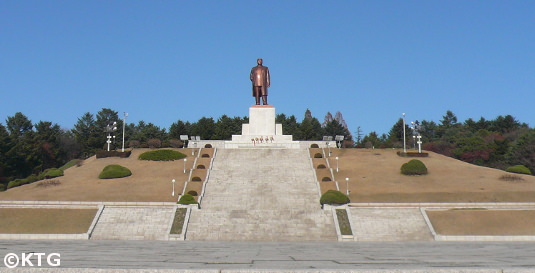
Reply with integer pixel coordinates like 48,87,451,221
257,58,263,65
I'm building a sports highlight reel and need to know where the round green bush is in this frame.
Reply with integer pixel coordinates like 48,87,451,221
191,176,202,182
505,165,532,175
41,168,64,179
98,164,132,179
314,153,323,158
138,149,186,161
321,177,332,182
317,164,326,169
310,144,319,148
401,159,428,175
178,194,197,204
320,190,350,205
0,183,5,192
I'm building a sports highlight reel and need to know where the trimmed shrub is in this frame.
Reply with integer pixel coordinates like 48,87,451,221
138,149,186,161
129,140,141,148
178,194,197,204
39,168,64,180
7,178,29,189
204,144,213,148
191,176,202,182
96,150,132,159
317,164,326,169
321,177,332,182
26,174,39,183
197,165,206,169
310,144,319,148
98,164,132,179
169,139,183,148
401,159,428,175
505,165,532,175
0,183,5,191
147,139,162,149
201,154,210,158
187,190,198,196
59,159,81,171
314,153,323,158
320,190,350,205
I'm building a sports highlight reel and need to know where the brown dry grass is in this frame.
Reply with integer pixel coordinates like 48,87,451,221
427,209,535,235
325,148,535,203
2,147,535,203
0,208,97,233
0,148,198,202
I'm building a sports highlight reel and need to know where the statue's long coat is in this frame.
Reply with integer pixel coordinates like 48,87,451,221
250,65,270,96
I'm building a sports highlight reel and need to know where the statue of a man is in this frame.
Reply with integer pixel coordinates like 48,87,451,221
250,58,270,105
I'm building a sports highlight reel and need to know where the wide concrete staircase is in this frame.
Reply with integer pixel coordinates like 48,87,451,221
186,148,337,241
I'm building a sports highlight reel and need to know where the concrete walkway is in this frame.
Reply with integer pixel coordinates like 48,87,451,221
186,149,337,241
90,206,175,240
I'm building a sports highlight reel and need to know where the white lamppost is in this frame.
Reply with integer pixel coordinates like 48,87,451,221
335,156,339,173
122,112,128,152
345,177,349,196
402,113,407,153
417,135,422,153
171,179,175,196
183,158,187,174
412,135,416,150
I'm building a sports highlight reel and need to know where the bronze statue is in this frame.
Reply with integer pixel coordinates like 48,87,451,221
250,58,270,105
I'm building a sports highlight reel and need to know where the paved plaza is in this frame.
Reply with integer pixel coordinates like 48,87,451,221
1,240,535,271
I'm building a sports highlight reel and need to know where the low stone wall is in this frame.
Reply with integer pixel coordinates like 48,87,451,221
187,140,337,149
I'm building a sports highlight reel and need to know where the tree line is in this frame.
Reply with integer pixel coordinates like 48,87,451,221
359,110,535,174
0,108,351,187
1,108,533,189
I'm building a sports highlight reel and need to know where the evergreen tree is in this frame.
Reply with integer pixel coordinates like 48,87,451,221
190,117,215,140
324,120,351,140
72,112,101,155
214,115,242,140
34,121,62,171
5,113,37,178
322,112,334,127
169,120,192,139
276,114,299,136
0,123,10,184
361,131,382,148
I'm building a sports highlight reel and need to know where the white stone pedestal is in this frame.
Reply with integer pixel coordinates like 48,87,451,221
227,105,299,148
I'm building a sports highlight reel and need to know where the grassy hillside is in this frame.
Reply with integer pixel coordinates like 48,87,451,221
0,148,196,202
326,148,535,202
1,148,534,203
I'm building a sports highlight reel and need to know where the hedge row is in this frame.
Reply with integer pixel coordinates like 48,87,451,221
397,151,429,157
6,168,64,190
138,149,186,161
96,150,132,159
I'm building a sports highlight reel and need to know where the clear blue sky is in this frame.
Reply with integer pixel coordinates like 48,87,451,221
1,1,534,136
